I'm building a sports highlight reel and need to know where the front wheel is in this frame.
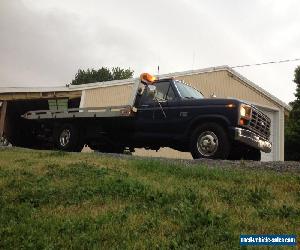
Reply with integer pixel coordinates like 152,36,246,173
53,124,83,152
190,123,230,159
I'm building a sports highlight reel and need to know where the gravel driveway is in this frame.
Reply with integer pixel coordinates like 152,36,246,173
96,152,300,174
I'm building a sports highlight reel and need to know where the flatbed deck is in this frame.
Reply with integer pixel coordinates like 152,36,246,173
22,105,134,120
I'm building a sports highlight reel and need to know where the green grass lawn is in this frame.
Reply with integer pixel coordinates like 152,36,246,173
0,148,299,249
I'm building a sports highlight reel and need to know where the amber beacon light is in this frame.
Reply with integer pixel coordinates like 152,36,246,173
140,73,156,84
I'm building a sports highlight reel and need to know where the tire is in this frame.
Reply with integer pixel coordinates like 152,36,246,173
244,147,261,161
53,124,83,152
0,137,9,147
190,123,230,159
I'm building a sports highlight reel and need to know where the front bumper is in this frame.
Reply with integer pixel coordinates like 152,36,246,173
234,127,272,153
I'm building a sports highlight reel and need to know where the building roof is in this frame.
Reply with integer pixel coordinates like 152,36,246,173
0,78,136,93
0,66,291,111
0,85,69,93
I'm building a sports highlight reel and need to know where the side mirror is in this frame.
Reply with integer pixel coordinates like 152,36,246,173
147,85,157,98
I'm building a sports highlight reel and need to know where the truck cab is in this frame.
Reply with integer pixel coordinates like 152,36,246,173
133,76,271,160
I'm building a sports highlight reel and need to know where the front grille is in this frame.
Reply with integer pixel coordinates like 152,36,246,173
248,108,271,139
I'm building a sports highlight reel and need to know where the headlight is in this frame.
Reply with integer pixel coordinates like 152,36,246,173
239,104,252,125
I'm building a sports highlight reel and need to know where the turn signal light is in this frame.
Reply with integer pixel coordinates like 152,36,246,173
140,73,156,84
239,118,251,125
239,118,245,125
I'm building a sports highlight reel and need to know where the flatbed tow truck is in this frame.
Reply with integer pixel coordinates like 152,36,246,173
0,73,271,160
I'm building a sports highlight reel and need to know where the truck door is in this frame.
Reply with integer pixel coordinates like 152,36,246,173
134,81,179,141
152,81,180,134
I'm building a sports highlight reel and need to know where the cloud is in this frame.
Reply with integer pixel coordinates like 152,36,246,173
0,0,299,103
0,1,86,84
0,0,153,85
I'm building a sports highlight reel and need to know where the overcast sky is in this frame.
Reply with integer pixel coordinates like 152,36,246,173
1,0,300,103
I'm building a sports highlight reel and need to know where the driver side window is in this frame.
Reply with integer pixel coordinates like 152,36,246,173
155,82,176,101
139,81,176,106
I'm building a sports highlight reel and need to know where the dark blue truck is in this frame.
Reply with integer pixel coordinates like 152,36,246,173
10,74,272,160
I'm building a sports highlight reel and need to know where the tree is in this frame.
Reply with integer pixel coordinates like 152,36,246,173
285,66,300,160
70,67,134,85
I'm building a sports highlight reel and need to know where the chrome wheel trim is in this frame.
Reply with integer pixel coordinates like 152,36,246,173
59,129,71,147
197,131,219,157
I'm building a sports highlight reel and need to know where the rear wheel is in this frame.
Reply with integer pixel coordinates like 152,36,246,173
0,137,9,146
53,124,83,152
190,123,230,159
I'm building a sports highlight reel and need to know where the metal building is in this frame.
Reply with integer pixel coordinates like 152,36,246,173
0,66,290,161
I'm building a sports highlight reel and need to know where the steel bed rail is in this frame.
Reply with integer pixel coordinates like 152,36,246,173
22,105,134,120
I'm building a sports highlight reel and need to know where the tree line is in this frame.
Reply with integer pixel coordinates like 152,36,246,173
70,67,133,85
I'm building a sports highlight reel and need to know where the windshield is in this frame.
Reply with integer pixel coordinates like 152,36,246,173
174,80,204,99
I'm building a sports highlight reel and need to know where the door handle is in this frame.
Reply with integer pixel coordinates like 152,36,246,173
180,112,188,117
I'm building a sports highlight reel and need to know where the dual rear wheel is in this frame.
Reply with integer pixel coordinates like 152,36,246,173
54,124,125,153
54,124,84,152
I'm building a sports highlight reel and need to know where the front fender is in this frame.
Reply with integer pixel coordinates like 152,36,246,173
184,114,232,137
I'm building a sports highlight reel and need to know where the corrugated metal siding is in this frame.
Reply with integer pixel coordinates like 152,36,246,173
82,83,134,108
279,107,285,160
176,70,280,109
